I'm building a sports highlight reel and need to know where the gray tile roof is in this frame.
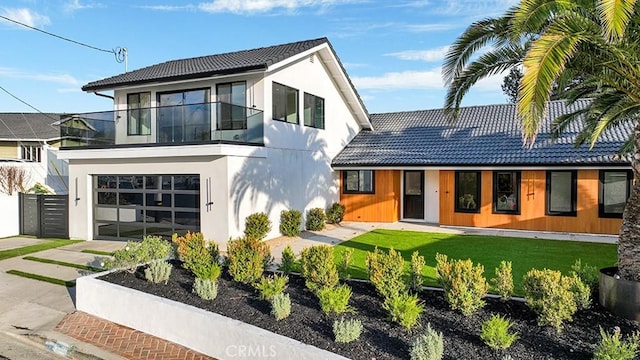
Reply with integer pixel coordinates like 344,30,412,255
0,113,60,140
332,99,631,167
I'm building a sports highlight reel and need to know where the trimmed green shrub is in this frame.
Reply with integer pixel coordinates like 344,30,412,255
193,278,218,300
326,202,346,224
333,318,363,343
593,326,640,360
570,274,591,310
366,247,407,300
317,284,353,315
144,260,172,284
480,314,519,350
104,235,172,273
571,259,599,291
383,292,424,330
279,245,296,275
410,251,425,292
435,253,489,316
271,293,291,321
227,236,271,284
172,231,219,278
410,323,444,360
522,268,577,331
27,183,52,194
338,248,353,280
244,212,272,241
306,208,326,231
300,245,339,292
280,209,302,237
490,260,514,301
254,274,288,301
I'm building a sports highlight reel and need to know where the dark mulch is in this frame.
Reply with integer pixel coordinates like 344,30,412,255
100,261,639,360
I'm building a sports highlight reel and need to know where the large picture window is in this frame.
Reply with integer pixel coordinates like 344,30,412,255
455,171,481,213
304,93,324,129
272,82,298,124
546,171,577,216
157,88,211,143
127,92,151,135
343,170,374,194
599,170,632,218
493,171,520,214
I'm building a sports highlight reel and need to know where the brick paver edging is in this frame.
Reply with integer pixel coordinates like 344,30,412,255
55,312,215,360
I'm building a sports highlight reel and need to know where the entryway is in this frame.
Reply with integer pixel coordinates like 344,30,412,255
403,170,425,220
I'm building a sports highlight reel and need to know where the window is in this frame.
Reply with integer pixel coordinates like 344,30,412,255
304,93,324,129
127,92,151,135
546,171,577,216
493,171,520,214
599,170,633,218
157,88,210,142
343,170,374,194
272,82,298,124
216,82,246,130
21,144,41,162
455,171,481,213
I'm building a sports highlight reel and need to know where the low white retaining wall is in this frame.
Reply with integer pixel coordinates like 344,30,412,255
76,273,348,360
0,195,19,238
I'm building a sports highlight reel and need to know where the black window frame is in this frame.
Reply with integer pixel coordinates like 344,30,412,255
454,171,481,213
598,169,633,218
126,92,151,136
216,81,247,130
303,92,325,129
272,82,299,124
492,171,521,215
545,170,577,216
342,170,375,194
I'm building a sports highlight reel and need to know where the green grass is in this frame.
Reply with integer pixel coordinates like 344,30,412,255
0,240,83,261
333,229,617,295
81,249,114,256
6,270,75,287
23,256,103,272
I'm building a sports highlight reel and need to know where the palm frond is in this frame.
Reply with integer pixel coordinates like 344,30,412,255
597,0,638,41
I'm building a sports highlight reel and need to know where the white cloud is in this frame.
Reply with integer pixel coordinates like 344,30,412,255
432,0,518,17
0,67,80,86
342,62,369,69
137,5,196,11
385,46,450,62
352,67,505,91
0,8,50,28
64,0,105,13
403,23,456,32
197,0,362,14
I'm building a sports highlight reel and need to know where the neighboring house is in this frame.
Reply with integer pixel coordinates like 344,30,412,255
57,38,370,242
332,100,631,235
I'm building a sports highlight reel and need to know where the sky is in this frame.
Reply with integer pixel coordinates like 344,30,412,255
0,0,518,115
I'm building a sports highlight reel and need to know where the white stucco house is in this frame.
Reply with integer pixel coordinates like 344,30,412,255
58,38,371,242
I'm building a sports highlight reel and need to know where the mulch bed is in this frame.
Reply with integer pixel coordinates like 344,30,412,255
100,261,640,360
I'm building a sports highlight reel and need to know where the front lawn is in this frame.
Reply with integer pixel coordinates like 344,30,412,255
334,229,616,294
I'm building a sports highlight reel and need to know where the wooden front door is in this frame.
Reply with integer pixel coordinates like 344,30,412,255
403,170,424,219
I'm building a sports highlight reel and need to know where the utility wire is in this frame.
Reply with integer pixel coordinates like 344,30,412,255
0,85,61,123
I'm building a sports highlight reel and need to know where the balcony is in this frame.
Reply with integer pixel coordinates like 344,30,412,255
59,102,264,149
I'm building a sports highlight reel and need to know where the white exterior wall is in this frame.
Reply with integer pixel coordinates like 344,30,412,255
0,194,19,238
425,170,440,223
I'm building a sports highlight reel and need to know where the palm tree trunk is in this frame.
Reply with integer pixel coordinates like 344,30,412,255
618,123,640,282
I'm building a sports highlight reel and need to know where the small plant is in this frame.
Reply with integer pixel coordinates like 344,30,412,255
279,245,296,275
193,278,218,300
317,284,353,315
435,253,489,316
333,318,363,343
571,259,599,291
226,236,271,284
193,262,221,282
326,202,346,224
490,261,514,301
244,212,272,241
280,209,302,237
410,323,444,360
366,247,407,300
27,182,53,194
104,236,172,273
570,274,591,310
271,293,291,321
306,207,327,231
593,326,640,360
172,231,219,277
300,245,339,292
383,292,424,330
522,268,577,331
410,251,425,292
144,260,172,284
338,248,353,280
480,314,519,350
254,274,288,301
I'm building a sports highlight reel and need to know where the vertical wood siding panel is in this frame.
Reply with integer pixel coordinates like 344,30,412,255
341,170,400,222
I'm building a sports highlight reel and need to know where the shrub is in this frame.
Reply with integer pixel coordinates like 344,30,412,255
326,202,346,224
306,208,326,231
227,236,271,284
338,248,353,280
193,278,218,300
410,323,444,360
570,274,591,310
271,293,291,321
480,314,519,350
383,292,424,330
366,247,407,300
333,318,363,343
593,326,640,360
410,251,425,292
435,253,489,316
571,259,599,291
27,182,53,194
171,232,219,277
279,245,296,275
104,236,172,273
300,245,339,292
144,260,172,284
244,212,272,241
317,284,353,315
193,262,221,282
254,274,288,301
280,209,302,237
522,268,577,331
490,261,514,301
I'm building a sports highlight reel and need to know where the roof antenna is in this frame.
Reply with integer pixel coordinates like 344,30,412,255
114,47,128,72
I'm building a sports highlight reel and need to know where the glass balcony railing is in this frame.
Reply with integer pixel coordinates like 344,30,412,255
59,102,264,148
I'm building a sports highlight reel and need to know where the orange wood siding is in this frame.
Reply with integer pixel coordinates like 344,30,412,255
341,170,401,222
439,170,622,235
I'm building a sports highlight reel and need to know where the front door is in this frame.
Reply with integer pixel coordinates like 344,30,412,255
403,170,424,219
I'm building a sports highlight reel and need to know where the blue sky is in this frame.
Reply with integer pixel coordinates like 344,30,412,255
0,0,517,115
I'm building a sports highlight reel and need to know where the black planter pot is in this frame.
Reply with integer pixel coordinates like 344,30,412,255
599,266,640,322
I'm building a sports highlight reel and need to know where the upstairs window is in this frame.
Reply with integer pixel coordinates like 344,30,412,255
304,93,324,129
21,144,41,162
599,170,633,218
455,171,481,213
216,82,247,130
546,171,577,216
343,170,374,194
127,92,151,135
493,171,520,214
273,82,298,124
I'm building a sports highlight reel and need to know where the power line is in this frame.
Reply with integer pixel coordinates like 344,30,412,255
0,85,61,123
